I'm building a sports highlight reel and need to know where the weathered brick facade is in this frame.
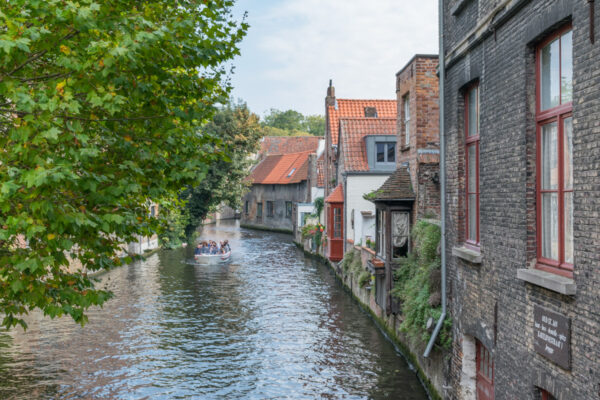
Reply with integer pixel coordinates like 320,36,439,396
396,55,441,219
443,1,600,399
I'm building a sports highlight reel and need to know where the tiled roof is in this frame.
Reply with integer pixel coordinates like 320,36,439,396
258,136,320,158
316,153,325,188
339,117,397,172
328,99,396,146
369,167,415,201
250,151,312,185
325,183,344,203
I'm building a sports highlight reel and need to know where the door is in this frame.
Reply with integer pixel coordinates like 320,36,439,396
476,340,494,400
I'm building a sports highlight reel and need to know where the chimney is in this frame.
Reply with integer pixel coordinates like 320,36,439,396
325,79,335,107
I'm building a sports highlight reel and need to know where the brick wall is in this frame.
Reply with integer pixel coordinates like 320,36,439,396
443,0,600,399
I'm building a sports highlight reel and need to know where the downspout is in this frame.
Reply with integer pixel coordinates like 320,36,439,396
424,0,446,358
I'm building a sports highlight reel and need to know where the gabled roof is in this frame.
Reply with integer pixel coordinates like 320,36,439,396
368,167,415,202
328,99,396,146
250,151,312,185
325,183,344,203
316,153,325,188
339,117,397,172
258,136,320,158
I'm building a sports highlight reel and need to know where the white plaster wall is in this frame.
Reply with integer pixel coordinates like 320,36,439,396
311,187,324,203
345,175,390,246
297,203,315,227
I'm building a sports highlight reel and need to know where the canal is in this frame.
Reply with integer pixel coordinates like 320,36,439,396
0,221,428,399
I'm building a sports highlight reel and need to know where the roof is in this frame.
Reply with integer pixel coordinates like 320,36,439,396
258,136,320,158
368,167,415,201
250,151,312,185
327,99,396,146
339,117,397,172
316,153,325,188
325,183,344,203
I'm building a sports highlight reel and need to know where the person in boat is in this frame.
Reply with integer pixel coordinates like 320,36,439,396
200,241,209,254
210,241,219,255
194,244,202,256
222,240,231,253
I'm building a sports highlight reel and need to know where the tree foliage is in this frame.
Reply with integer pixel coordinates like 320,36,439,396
261,108,324,136
183,101,262,237
0,0,247,329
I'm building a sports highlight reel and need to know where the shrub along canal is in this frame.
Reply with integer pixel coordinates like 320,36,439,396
0,221,428,399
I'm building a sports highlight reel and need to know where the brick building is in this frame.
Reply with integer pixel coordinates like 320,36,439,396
442,1,599,399
396,54,440,219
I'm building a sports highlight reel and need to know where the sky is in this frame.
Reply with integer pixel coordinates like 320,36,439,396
229,0,439,117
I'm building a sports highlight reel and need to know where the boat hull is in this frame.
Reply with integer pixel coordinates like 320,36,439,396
194,251,231,264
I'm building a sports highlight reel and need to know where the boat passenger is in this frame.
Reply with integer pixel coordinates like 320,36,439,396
201,241,209,254
194,244,202,255
222,240,231,253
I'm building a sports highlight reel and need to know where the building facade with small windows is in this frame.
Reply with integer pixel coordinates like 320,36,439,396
443,1,599,399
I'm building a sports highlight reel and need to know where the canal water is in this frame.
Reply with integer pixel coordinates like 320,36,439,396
0,221,428,399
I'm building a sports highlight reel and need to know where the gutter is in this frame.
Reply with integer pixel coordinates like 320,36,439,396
423,0,447,358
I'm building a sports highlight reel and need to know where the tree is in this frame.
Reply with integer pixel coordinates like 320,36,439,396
262,108,304,132
183,101,262,237
302,115,325,136
0,1,247,329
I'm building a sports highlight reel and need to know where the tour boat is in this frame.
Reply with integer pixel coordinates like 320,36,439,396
194,251,231,264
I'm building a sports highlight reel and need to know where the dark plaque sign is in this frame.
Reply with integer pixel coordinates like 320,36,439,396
533,305,571,370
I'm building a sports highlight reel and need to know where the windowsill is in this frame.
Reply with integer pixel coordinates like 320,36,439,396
400,145,410,152
452,245,482,264
516,268,576,295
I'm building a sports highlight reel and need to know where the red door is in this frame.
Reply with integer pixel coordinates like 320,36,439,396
327,203,344,261
476,340,494,400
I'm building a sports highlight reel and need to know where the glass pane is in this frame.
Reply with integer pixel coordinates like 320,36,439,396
541,38,560,110
377,143,385,162
541,122,558,190
563,117,573,190
387,143,395,162
468,86,478,136
541,193,559,260
561,30,573,104
468,194,477,242
565,192,573,264
468,144,477,192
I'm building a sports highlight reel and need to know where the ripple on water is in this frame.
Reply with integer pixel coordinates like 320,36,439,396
0,221,428,399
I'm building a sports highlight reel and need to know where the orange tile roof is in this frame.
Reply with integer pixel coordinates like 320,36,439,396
316,153,325,188
250,151,312,185
328,99,396,146
325,183,344,203
258,136,320,158
338,117,397,172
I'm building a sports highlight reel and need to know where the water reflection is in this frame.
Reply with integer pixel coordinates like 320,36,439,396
0,220,427,399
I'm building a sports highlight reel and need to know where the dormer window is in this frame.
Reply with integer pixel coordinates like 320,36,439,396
376,142,395,163
364,107,378,118
287,168,296,177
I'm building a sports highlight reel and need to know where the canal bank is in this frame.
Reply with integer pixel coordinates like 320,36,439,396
295,237,447,400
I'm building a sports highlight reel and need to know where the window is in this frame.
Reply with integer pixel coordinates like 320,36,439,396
287,168,296,177
245,200,249,215
403,94,410,147
536,27,573,276
333,207,342,238
150,205,156,217
300,212,309,227
476,340,494,400
392,211,410,259
465,84,480,247
266,201,274,217
376,142,395,164
257,202,263,218
285,201,292,218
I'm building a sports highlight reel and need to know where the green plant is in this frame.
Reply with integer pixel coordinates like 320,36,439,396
301,223,325,249
363,189,383,201
358,271,372,288
392,220,451,350
313,197,324,222
365,238,376,251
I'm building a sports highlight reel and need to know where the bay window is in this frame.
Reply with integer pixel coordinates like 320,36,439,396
536,27,573,276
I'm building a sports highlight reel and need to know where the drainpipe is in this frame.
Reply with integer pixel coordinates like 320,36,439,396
424,0,446,358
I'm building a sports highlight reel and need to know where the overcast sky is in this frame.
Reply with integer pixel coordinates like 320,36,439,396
230,0,438,117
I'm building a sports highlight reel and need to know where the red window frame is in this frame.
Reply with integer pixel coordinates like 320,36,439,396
476,340,494,400
465,84,480,249
535,25,573,277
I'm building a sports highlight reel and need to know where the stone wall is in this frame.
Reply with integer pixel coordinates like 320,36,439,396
443,0,600,398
